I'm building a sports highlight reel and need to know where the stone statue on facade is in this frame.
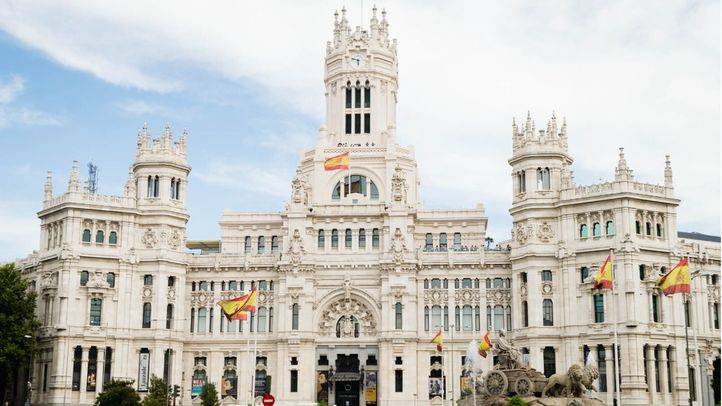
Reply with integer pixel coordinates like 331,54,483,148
390,228,406,264
288,229,305,265
391,165,407,203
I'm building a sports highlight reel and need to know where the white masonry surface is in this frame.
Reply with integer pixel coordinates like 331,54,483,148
18,7,721,406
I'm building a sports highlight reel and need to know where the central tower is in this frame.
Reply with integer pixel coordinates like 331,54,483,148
323,6,398,146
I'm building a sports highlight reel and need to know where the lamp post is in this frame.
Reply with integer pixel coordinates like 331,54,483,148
689,269,706,405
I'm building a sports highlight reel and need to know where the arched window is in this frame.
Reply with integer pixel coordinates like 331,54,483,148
370,181,379,199
331,229,339,249
142,303,152,328
170,177,176,200
257,236,265,254
537,167,550,190
144,275,153,286
486,306,492,330
493,305,504,331
453,232,462,251
592,223,601,237
271,236,279,252
485,278,491,289
355,80,361,109
372,228,380,249
147,175,153,197
635,220,642,234
462,305,473,331
198,281,207,291
358,228,366,248
197,308,206,332
166,304,173,329
364,80,371,108
317,230,325,249
424,306,430,331
656,223,663,237
579,224,589,238
431,278,441,289
493,277,503,288
345,229,352,248
80,270,89,286
516,170,526,193
454,306,461,331
153,176,160,197
291,303,299,330
522,301,529,327
106,272,115,288
89,298,102,326
175,179,181,200
581,267,589,283
505,305,512,331
244,236,251,253
345,81,352,108
109,231,118,245
543,299,554,326
439,233,447,252
474,306,481,331
335,316,360,338
543,347,556,377
331,175,379,200
395,302,403,330
645,222,652,235
257,307,267,332
606,221,615,236
431,305,442,331
444,305,449,331
95,230,104,244
425,233,433,251
82,228,91,243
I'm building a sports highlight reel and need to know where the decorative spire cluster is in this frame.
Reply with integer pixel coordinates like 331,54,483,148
327,5,395,56
67,160,80,192
512,111,568,151
135,122,188,159
664,154,673,188
44,171,53,201
614,147,634,181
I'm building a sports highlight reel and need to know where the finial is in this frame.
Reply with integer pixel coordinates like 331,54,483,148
44,171,53,201
664,154,673,188
615,147,634,181
665,154,671,168
68,160,80,192
334,9,339,21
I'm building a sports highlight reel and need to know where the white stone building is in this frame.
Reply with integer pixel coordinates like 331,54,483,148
17,8,720,406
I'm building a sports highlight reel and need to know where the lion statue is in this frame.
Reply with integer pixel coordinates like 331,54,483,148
542,363,600,397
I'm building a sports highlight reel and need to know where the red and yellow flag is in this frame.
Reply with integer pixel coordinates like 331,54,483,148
324,152,349,171
218,289,259,321
478,331,492,358
593,255,614,290
431,330,443,351
656,258,691,296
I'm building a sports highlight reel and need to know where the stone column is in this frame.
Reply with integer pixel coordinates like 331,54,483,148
97,348,106,392
605,344,615,398
645,345,655,397
659,347,669,403
79,347,88,403
668,346,678,404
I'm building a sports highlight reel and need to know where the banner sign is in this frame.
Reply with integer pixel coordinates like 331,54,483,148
364,371,377,403
138,352,150,392
221,376,237,398
192,375,206,396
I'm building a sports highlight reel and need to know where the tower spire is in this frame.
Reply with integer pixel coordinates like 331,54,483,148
68,160,80,192
664,154,673,188
614,147,634,181
44,171,53,202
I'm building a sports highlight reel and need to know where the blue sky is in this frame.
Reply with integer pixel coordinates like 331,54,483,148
0,1,719,261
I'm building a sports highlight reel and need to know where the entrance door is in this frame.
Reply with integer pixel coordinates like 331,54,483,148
335,381,359,406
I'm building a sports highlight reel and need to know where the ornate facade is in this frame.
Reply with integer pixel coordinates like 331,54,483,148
18,7,720,406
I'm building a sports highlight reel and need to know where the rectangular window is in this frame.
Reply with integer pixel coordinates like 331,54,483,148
372,228,380,249
290,370,298,392
354,113,361,134
395,302,403,330
355,87,361,108
363,113,370,134
345,229,352,248
89,298,102,326
358,229,366,249
713,303,720,329
541,270,552,281
594,294,604,323
394,369,403,392
345,114,352,134
345,87,352,108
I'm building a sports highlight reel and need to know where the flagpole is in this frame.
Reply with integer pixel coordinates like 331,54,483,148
683,256,693,406
441,344,446,405
450,324,455,406
611,248,622,406
252,318,258,403
247,334,251,405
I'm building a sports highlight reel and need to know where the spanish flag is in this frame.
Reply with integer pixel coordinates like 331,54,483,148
218,289,259,321
656,258,691,296
593,255,614,290
431,330,443,351
324,152,349,171
478,331,492,358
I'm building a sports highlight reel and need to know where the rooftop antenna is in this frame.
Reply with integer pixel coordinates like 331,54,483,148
86,161,99,194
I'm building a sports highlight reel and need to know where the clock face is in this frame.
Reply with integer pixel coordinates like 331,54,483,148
350,53,365,68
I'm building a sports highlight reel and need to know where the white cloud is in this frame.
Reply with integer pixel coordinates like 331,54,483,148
0,200,39,262
194,159,290,199
117,100,172,116
0,1,718,236
0,74,62,127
